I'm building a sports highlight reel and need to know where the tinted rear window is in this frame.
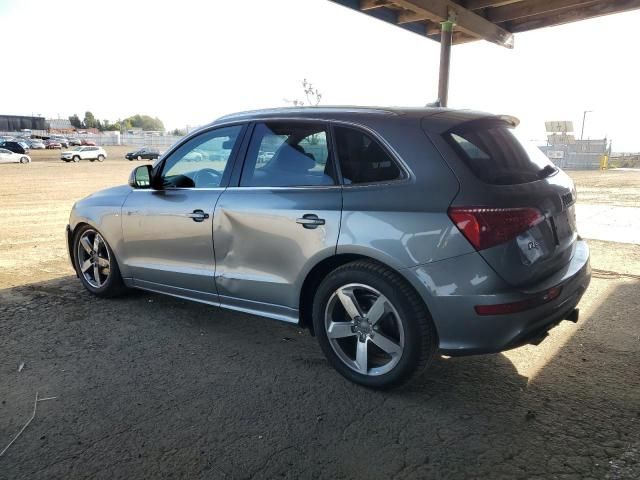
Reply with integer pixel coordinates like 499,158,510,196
447,121,555,185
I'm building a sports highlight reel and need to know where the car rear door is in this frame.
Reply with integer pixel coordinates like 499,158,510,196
121,124,247,301
213,120,342,321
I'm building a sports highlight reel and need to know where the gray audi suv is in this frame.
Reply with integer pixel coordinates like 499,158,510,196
66,107,591,388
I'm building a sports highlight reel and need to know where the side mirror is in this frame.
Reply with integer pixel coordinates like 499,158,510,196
129,164,153,189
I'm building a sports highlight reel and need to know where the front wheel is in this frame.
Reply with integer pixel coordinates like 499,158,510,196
73,225,127,298
73,155,80,162
20,157,29,164
313,260,437,389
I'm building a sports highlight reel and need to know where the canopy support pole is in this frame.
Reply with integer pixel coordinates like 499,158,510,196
437,18,455,108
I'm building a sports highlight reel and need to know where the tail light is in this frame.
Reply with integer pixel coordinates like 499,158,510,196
448,207,544,251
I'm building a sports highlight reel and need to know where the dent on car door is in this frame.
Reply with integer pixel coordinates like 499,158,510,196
120,124,246,301
213,121,342,322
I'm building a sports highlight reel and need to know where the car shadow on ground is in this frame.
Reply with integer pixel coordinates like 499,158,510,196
1,275,638,479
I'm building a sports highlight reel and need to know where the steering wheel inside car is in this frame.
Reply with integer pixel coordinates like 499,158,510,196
192,168,222,187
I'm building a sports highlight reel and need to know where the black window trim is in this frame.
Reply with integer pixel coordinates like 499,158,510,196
235,119,340,189
329,120,410,188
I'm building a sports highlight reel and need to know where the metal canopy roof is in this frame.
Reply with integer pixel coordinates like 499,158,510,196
330,0,640,48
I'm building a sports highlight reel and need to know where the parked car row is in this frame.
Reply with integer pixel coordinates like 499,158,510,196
0,137,164,165
46,137,95,149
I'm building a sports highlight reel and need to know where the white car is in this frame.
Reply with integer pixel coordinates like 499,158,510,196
0,148,31,164
61,146,107,163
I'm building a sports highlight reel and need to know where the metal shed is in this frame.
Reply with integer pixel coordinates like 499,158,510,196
330,1,640,106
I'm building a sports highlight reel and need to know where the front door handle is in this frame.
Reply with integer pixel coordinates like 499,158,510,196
296,214,325,229
185,209,209,222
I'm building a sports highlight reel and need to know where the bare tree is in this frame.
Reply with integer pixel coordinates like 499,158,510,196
284,78,323,107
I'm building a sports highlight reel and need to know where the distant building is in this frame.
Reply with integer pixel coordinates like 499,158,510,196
0,115,48,132
541,120,608,169
541,139,608,169
47,118,75,133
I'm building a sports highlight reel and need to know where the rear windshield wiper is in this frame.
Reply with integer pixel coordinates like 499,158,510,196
537,164,557,179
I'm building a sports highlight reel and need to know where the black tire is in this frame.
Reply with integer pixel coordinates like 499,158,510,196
73,155,80,162
97,155,105,162
20,157,28,164
312,260,437,389
73,224,127,298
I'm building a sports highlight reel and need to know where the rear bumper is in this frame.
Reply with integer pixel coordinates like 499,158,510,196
409,240,591,356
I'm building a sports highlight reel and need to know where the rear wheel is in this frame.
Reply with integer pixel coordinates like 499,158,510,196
73,155,80,162
73,225,126,298
313,260,437,389
97,154,105,162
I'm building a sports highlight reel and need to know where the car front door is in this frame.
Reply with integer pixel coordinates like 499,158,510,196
213,121,342,322
121,124,246,302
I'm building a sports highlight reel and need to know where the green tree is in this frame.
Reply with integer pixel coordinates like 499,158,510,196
123,114,165,131
171,128,186,136
83,111,96,129
69,114,82,129
104,121,121,131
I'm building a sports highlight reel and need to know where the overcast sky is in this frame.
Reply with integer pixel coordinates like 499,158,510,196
1,0,638,150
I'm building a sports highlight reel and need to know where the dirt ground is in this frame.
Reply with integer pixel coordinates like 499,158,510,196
1,155,639,479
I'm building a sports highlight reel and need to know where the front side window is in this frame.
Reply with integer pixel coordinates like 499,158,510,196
240,122,335,187
161,125,243,188
333,126,403,184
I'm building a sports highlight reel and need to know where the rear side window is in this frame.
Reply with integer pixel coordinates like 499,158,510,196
241,122,335,187
333,126,402,184
447,121,556,185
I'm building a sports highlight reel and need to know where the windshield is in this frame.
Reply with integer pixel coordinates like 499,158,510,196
447,120,556,185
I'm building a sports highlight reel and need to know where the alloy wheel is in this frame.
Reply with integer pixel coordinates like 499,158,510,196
324,283,405,376
76,229,111,288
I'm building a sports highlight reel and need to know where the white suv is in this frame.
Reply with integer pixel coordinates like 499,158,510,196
61,146,107,163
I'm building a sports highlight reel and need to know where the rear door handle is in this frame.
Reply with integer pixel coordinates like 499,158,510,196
185,209,209,222
296,214,325,229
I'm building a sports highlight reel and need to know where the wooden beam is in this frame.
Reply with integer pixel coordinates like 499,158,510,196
426,20,442,34
508,0,640,32
359,0,393,10
397,9,433,23
462,0,522,10
486,0,597,23
394,0,515,46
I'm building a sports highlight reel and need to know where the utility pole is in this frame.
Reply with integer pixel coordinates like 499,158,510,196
437,12,456,108
580,110,592,141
